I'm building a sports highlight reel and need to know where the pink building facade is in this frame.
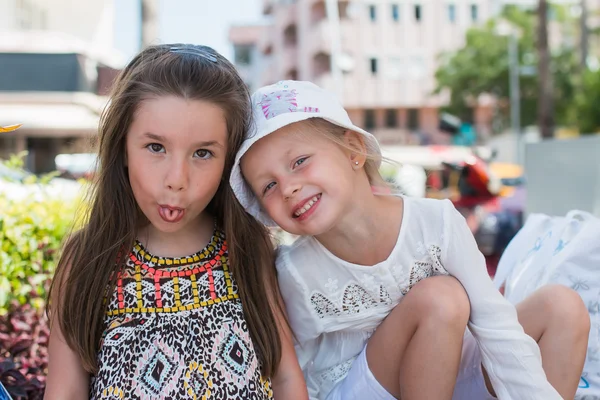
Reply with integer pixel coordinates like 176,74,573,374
232,0,499,144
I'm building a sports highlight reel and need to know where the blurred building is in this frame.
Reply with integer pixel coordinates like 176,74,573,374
230,0,501,145
229,24,267,93
0,0,124,173
0,0,117,53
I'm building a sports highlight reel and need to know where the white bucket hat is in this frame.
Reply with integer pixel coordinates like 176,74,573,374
230,80,381,226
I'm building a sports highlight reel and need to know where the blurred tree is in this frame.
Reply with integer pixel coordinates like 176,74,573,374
537,0,554,138
579,0,589,71
574,68,600,133
434,5,577,134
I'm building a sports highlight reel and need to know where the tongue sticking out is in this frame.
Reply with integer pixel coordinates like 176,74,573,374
166,209,177,219
159,206,184,223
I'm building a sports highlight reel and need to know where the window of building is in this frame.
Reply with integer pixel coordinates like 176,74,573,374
17,0,34,29
471,4,479,22
40,9,47,29
370,57,378,75
313,52,331,77
338,2,350,19
310,1,326,24
414,4,422,22
386,57,402,79
385,109,398,128
284,24,298,47
234,45,252,65
369,5,377,21
415,4,423,22
407,108,420,130
448,4,456,23
364,109,376,130
392,4,400,22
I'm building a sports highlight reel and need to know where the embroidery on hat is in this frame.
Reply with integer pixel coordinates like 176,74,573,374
259,89,319,120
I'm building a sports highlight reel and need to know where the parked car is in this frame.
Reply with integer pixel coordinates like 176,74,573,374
0,161,83,201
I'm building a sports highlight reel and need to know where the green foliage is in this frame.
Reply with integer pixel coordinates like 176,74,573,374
434,5,579,130
0,156,84,315
574,68,600,134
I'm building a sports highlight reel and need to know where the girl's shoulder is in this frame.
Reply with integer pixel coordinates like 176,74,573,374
398,195,452,232
275,235,319,271
274,197,454,261
403,195,449,216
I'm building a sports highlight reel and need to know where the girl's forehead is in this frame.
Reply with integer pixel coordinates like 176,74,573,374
250,130,317,156
245,122,336,161
275,123,324,143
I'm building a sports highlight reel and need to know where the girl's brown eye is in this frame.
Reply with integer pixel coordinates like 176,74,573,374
147,143,164,153
195,149,213,159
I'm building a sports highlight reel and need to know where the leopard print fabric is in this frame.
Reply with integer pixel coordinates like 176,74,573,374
90,229,273,399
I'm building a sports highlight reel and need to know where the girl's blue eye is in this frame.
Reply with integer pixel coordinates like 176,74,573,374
294,157,308,168
263,182,276,194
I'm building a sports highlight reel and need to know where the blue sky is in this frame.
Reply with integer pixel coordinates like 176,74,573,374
113,0,263,62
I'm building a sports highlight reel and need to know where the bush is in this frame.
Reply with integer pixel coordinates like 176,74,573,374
0,303,47,400
0,156,84,398
0,184,81,315
575,68,600,134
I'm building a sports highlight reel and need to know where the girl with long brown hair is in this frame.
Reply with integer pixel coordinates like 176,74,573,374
45,45,307,399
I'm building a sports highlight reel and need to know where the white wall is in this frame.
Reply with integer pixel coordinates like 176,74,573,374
0,0,116,53
525,136,600,217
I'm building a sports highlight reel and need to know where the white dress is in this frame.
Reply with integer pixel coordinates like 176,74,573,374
276,196,560,400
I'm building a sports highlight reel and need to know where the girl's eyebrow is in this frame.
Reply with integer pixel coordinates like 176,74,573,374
192,140,224,148
142,132,223,148
142,132,167,142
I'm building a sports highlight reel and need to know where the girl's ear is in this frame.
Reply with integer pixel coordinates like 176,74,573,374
343,130,368,169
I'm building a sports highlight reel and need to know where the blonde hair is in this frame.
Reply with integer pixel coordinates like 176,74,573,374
292,117,389,188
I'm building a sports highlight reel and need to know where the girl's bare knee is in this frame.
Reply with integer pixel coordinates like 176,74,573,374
408,275,470,328
535,285,590,335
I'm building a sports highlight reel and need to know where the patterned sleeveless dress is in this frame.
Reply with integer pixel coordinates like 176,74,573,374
90,228,273,399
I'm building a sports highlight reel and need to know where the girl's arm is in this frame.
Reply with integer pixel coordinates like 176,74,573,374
271,296,309,400
44,262,89,400
440,200,561,400
45,316,89,399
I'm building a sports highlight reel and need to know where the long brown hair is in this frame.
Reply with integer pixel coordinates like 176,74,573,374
48,44,282,376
